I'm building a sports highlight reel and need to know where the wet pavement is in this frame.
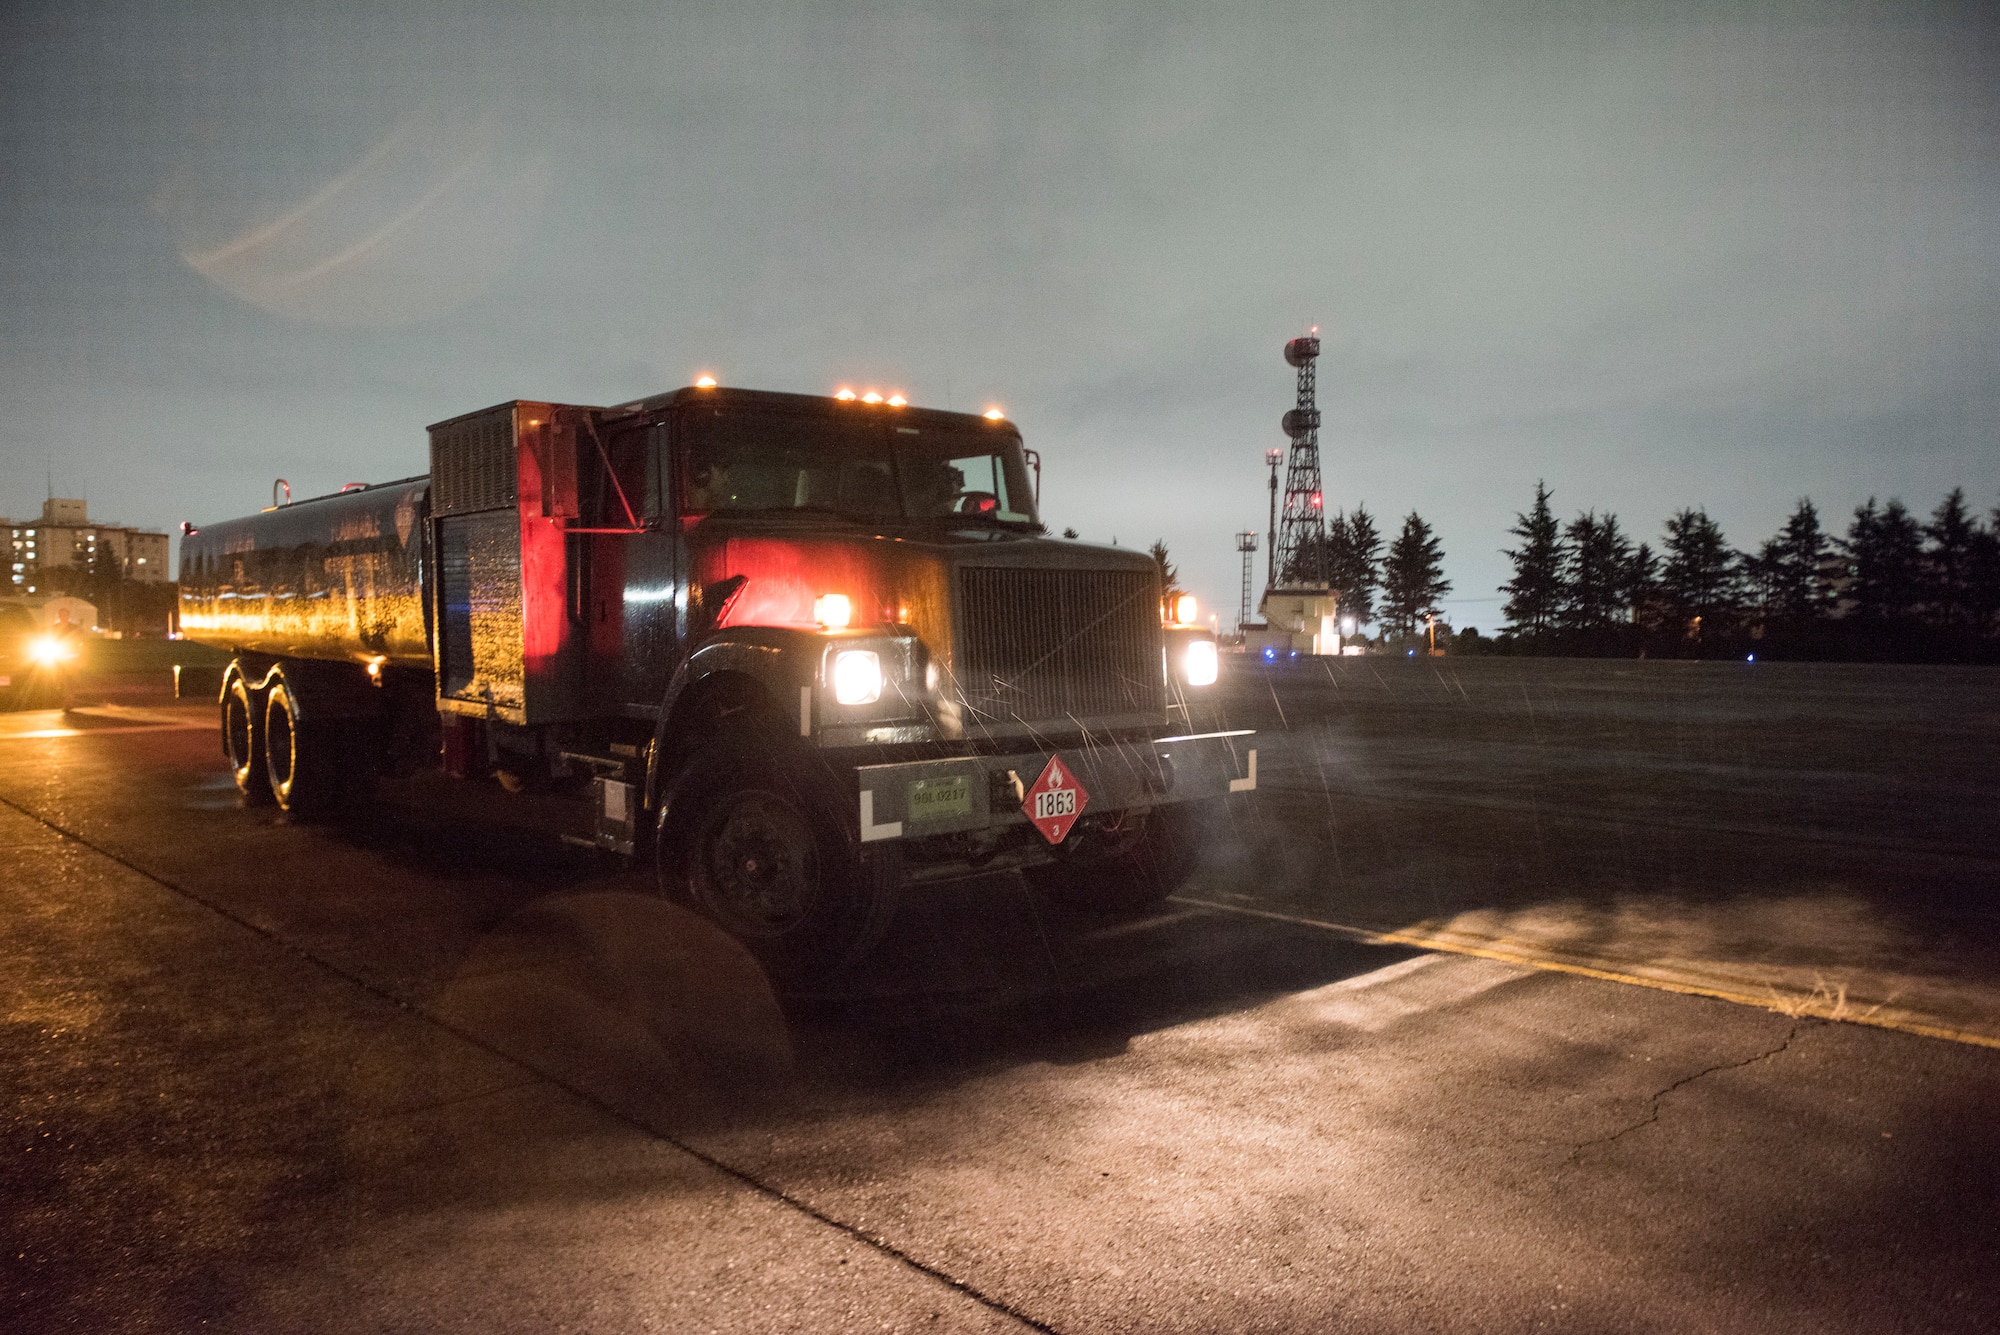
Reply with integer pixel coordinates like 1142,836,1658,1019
3,658,1997,1333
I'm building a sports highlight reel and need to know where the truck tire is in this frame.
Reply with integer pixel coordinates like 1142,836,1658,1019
1026,798,1218,915
658,748,895,989
222,673,272,804
263,678,346,813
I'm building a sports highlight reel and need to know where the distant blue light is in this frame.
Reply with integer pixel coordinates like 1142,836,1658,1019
1288,649,1298,659
1746,653,1756,662
1262,647,1276,662
1406,648,1415,657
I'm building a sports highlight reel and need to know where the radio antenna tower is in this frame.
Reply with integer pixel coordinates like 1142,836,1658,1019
1235,531,1258,634
1271,329,1328,592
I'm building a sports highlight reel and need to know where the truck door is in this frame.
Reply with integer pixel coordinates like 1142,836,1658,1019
623,422,681,706
580,421,681,711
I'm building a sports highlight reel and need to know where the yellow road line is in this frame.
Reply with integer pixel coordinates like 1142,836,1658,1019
1172,896,2000,1052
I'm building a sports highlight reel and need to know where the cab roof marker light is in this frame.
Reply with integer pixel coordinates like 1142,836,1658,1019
694,374,718,388
834,387,858,401
983,407,1005,421
861,391,884,404
886,393,907,407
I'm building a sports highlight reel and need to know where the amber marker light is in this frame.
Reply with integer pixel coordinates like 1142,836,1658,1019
983,407,1005,421
694,374,718,389
813,593,853,629
1172,594,1198,625
861,391,884,404
886,393,907,407
834,387,858,401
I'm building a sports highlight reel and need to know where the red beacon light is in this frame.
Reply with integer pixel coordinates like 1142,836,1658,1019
1310,491,1323,509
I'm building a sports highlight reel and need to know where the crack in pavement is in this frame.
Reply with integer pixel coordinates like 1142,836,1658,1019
0,789,1063,1334
1568,1021,1815,1160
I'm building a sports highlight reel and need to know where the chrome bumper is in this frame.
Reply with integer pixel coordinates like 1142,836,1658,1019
851,729,1256,844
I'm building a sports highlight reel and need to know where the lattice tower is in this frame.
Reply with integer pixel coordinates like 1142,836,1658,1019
1271,332,1328,591
1235,531,1257,633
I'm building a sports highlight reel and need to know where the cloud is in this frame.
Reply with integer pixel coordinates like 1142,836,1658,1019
155,108,550,328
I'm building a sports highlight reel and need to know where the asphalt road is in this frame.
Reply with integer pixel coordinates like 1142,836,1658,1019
3,658,1997,1333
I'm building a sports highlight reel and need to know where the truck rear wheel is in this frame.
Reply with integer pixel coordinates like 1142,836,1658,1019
222,674,271,804
659,749,895,989
263,678,345,813
1026,798,1217,915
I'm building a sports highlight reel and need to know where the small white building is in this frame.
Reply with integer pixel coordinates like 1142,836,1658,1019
1242,588,1342,657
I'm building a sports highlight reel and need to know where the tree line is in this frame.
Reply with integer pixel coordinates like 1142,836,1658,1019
1278,506,1452,640
1492,483,2000,661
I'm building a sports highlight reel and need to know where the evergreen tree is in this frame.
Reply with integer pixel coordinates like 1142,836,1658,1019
1761,499,1830,622
1624,542,1661,630
1381,511,1452,637
1843,498,1926,625
1325,505,1382,626
1971,506,2000,639
1501,481,1565,637
1558,510,1634,634
1659,507,1740,641
1922,489,1979,630
1149,539,1183,604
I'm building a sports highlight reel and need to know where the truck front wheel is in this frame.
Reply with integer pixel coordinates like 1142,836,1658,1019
660,751,894,988
1026,798,1219,915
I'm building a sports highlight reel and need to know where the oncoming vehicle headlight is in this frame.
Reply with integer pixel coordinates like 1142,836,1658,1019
1182,638,1219,687
27,635,75,667
832,649,883,705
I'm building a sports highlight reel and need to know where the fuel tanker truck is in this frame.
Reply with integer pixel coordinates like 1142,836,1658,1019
179,384,1255,981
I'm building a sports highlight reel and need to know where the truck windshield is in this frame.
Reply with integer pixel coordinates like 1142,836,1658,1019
681,413,1039,528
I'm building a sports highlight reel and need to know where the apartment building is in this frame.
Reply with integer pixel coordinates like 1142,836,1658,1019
5,498,171,594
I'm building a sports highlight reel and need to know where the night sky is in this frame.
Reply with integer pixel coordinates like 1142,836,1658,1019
3,1,1995,629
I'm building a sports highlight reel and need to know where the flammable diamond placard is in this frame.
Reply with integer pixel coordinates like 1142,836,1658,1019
1023,753,1089,845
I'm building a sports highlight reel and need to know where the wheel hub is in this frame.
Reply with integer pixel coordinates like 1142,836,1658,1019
699,793,818,937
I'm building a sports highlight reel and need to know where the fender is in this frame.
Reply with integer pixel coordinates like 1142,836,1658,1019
644,628,824,809
224,655,378,724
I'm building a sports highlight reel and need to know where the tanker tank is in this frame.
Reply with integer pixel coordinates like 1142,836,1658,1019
179,478,431,668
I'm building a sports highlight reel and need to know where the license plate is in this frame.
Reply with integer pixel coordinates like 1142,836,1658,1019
907,774,972,824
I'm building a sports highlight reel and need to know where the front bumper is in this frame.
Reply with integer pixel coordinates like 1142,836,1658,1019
851,728,1256,845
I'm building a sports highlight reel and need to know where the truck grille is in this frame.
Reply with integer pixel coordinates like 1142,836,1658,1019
956,567,1163,724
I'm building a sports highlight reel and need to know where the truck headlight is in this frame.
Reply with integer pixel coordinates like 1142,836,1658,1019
832,649,883,704
1182,639,1218,687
